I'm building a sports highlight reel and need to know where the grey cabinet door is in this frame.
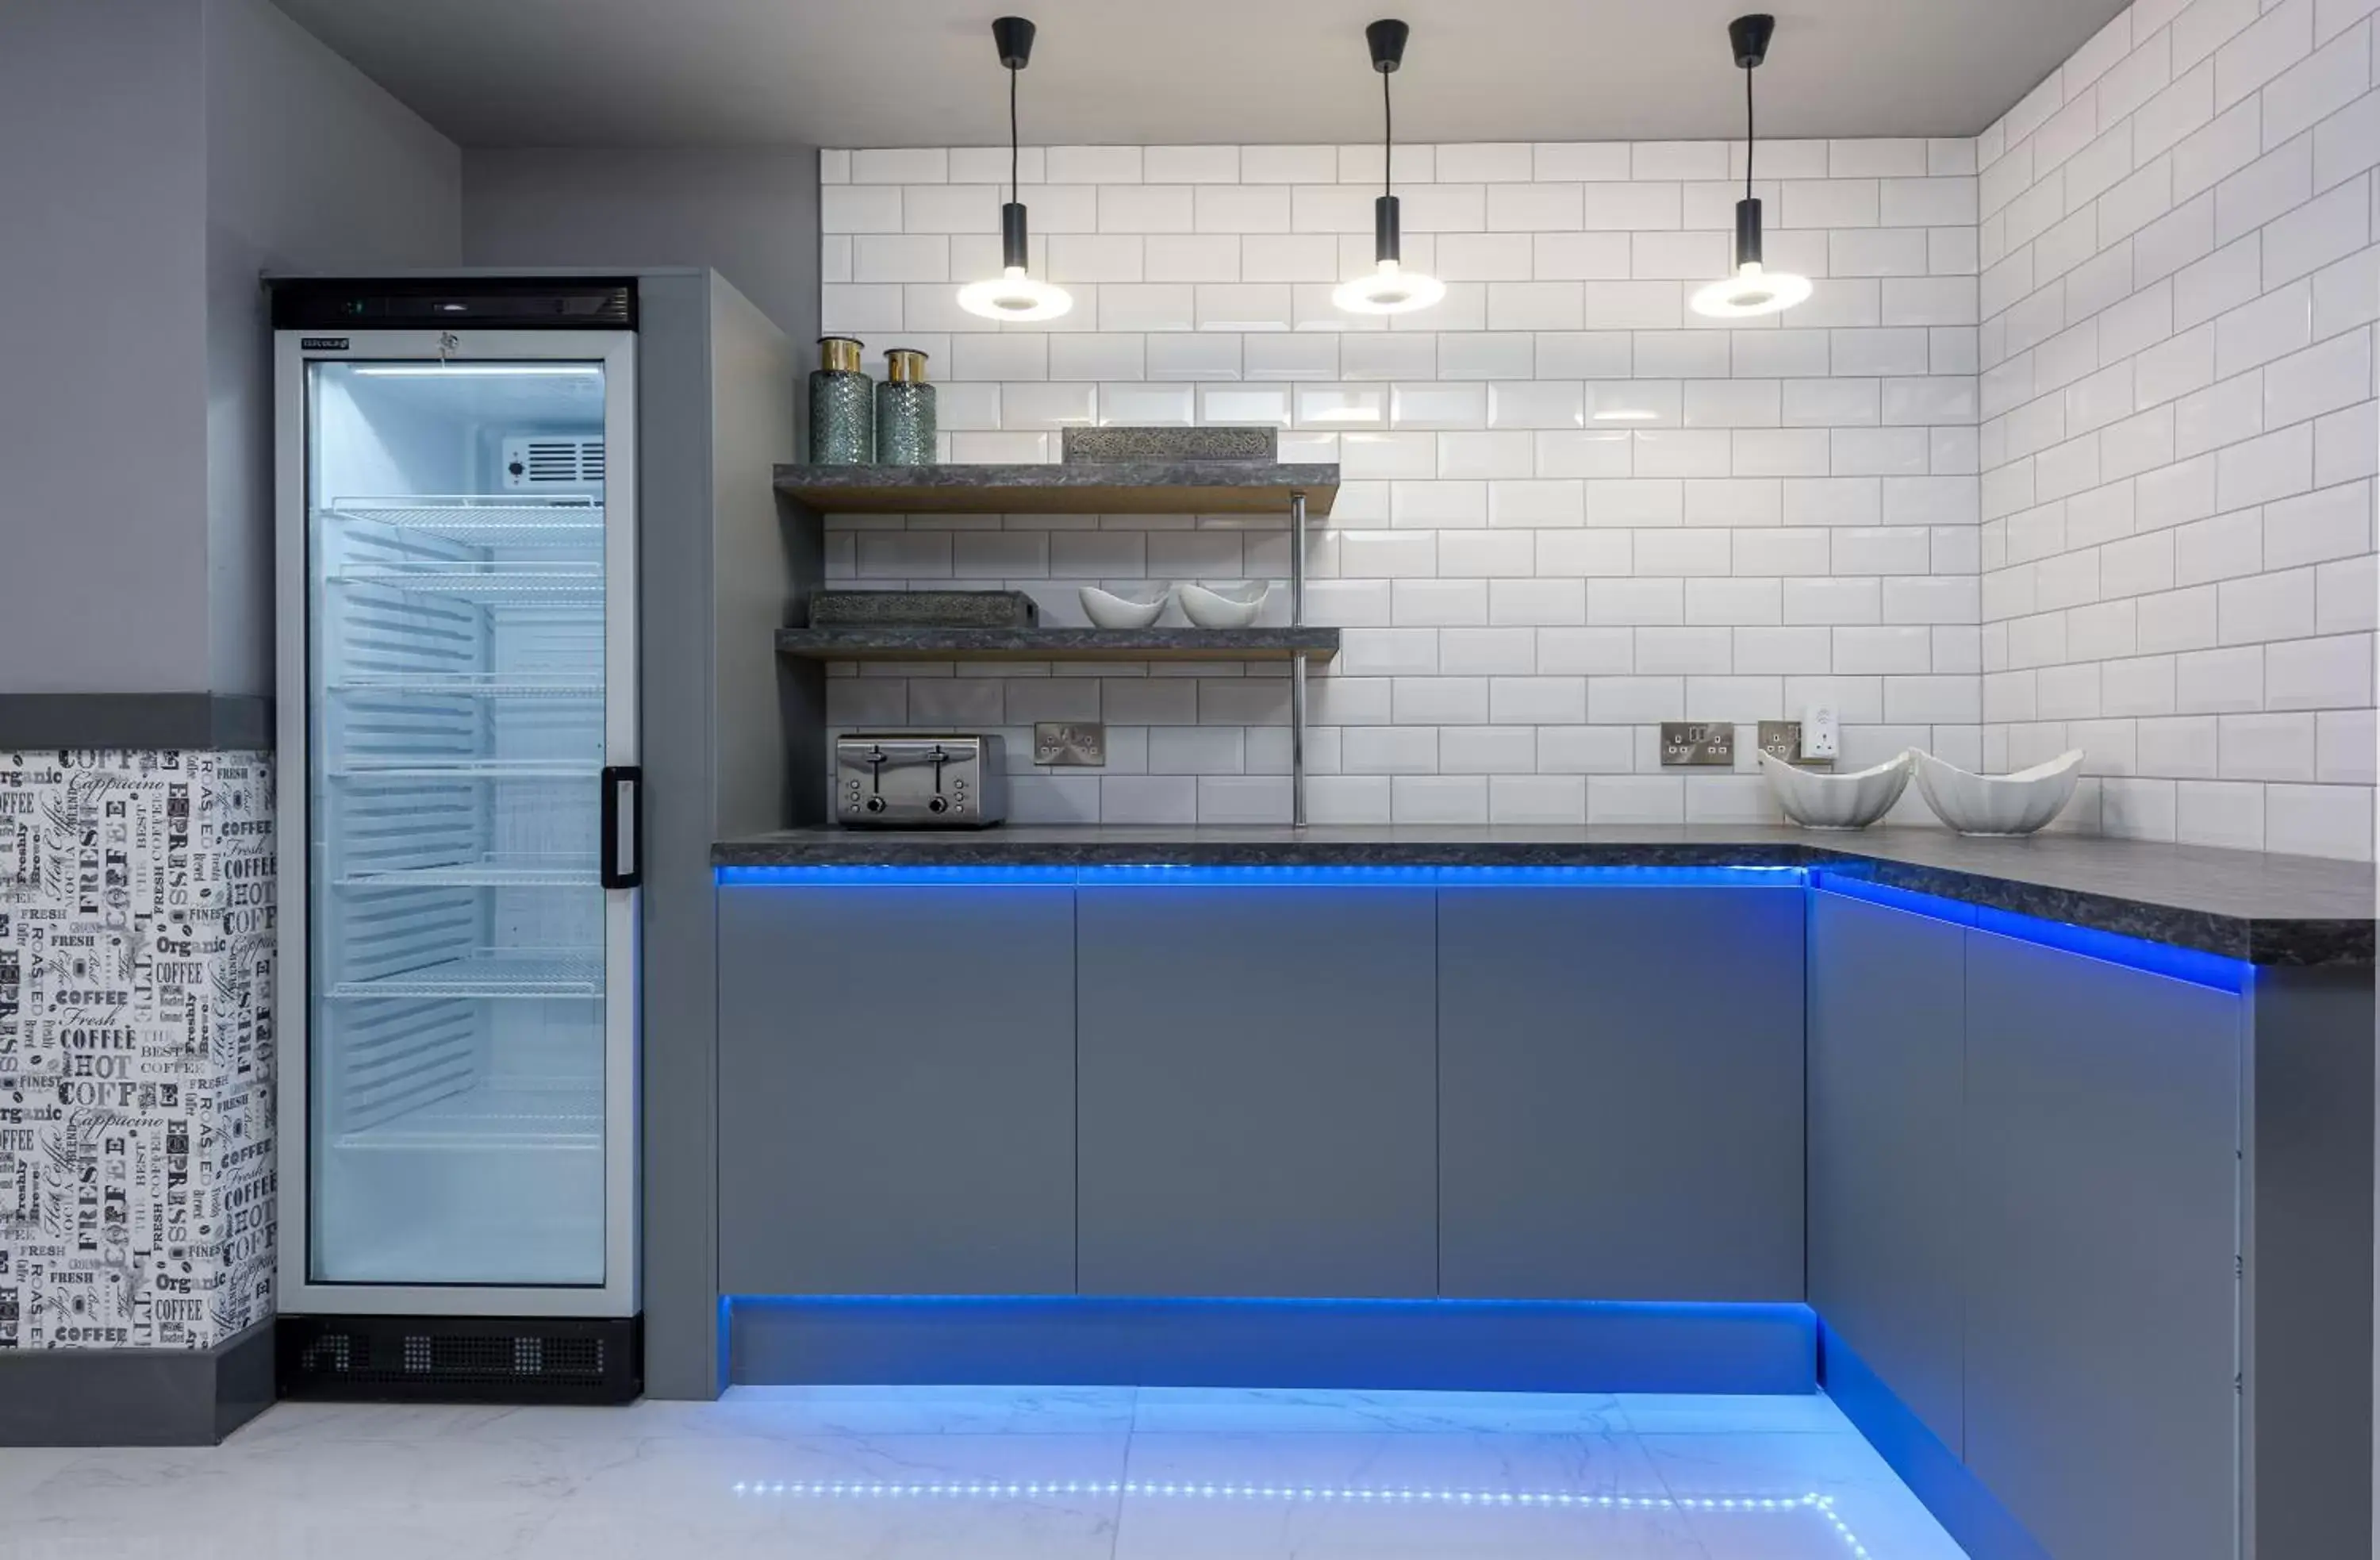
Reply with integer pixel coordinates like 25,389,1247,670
1075,885,1439,1297
1437,885,1806,1301
1963,930,2243,1560
716,883,1077,1296
1806,890,1967,1454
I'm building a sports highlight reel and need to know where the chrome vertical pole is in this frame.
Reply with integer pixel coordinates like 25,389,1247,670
1290,489,1307,828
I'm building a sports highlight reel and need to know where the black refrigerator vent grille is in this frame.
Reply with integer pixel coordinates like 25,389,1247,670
278,1314,640,1404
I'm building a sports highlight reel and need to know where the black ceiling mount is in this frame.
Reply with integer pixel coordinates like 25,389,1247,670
1366,18,1409,73
992,15,1035,70
1729,13,1775,69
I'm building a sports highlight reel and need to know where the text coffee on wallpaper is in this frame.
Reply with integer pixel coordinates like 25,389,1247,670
0,751,275,1351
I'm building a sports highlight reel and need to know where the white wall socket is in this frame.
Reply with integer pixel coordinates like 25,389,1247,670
1800,705,1840,761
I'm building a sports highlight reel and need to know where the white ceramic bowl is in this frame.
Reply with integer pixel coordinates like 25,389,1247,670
1757,748,1914,830
1913,748,2086,836
1177,582,1268,630
1079,585,1169,630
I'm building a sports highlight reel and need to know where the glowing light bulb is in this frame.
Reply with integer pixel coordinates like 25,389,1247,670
1331,258,1447,316
957,265,1073,322
1690,259,1815,319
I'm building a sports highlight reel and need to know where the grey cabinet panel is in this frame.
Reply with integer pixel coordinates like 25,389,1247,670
1963,930,2242,1560
1437,886,1805,1301
1806,891,1967,1454
1076,886,1438,1297
717,884,1077,1296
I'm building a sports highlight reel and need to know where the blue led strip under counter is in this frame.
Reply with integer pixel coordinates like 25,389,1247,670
1806,869,2251,994
720,863,1805,889
718,860,2257,990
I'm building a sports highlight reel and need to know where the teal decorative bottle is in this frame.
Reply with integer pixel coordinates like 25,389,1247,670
808,336,873,464
874,348,937,465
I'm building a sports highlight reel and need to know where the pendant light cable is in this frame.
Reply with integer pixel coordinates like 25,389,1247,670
1383,66,1393,198
1011,63,1020,204
1742,60,1761,195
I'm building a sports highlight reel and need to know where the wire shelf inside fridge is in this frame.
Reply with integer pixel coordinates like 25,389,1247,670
328,759,599,779
336,856,598,889
331,674,604,698
334,1079,604,1153
320,495,603,544
329,567,605,601
328,950,604,1000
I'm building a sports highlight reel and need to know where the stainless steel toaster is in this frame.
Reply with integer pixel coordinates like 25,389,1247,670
834,734,1008,828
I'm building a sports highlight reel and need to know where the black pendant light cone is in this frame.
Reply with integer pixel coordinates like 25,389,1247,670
1692,13,1812,318
958,15,1073,321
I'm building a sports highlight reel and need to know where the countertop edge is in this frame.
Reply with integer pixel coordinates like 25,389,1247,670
708,832,2375,969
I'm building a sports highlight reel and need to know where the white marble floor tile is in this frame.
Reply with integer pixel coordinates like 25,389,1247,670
1,1387,1971,1560
1614,1390,1858,1435
1643,1428,1969,1560
1132,1385,1624,1435
713,1384,1139,1435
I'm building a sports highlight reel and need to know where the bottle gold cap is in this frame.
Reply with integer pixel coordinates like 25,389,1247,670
884,348,930,384
819,336,864,373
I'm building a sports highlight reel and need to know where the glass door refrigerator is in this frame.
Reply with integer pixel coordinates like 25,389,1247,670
271,279,643,1403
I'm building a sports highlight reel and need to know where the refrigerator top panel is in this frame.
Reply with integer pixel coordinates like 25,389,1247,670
272,277,637,332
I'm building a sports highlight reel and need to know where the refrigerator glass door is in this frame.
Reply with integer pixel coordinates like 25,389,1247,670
302,354,628,1290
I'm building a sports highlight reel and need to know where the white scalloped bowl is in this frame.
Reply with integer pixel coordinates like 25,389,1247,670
1913,748,2086,836
1177,582,1268,629
1079,585,1169,630
1757,749,1914,830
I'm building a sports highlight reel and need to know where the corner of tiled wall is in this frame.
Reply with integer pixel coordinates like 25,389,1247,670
1975,0,2378,859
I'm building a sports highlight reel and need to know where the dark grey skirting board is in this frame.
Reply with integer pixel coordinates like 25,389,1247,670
0,694,271,751
0,1319,275,1445
713,824,2378,968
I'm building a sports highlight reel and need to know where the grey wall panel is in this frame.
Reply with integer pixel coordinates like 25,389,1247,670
462,148,820,343
1438,886,1805,1301
0,0,208,694
718,884,1078,1296
203,0,462,696
1962,931,2242,1560
1806,891,1967,1454
2242,966,2375,1560
1076,886,1439,1298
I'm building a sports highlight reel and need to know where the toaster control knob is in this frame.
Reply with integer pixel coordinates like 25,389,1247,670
864,795,888,813
927,795,950,814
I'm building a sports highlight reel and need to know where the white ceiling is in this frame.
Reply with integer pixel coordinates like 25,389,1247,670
275,0,2127,150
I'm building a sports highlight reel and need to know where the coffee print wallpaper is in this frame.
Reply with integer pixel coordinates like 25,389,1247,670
0,751,276,1351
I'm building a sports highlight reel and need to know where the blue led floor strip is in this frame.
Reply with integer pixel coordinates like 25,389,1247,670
725,1477,1872,1554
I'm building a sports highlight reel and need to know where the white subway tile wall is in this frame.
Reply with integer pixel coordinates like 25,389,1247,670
819,138,1979,827
818,105,2370,851
1975,0,2378,859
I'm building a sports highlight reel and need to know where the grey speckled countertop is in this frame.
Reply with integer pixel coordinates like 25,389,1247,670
713,824,2377,968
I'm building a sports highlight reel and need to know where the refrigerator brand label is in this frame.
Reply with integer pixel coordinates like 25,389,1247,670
300,336,349,350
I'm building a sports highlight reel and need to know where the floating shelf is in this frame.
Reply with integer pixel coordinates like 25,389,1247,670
777,626,1339,663
776,462,1338,516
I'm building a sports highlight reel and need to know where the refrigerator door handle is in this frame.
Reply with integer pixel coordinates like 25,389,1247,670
601,765,643,890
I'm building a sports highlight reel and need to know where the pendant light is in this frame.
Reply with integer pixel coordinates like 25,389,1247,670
1690,13,1813,319
1334,19,1445,316
956,16,1073,323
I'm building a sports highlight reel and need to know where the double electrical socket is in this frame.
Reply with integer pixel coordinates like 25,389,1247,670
1756,707,1841,768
